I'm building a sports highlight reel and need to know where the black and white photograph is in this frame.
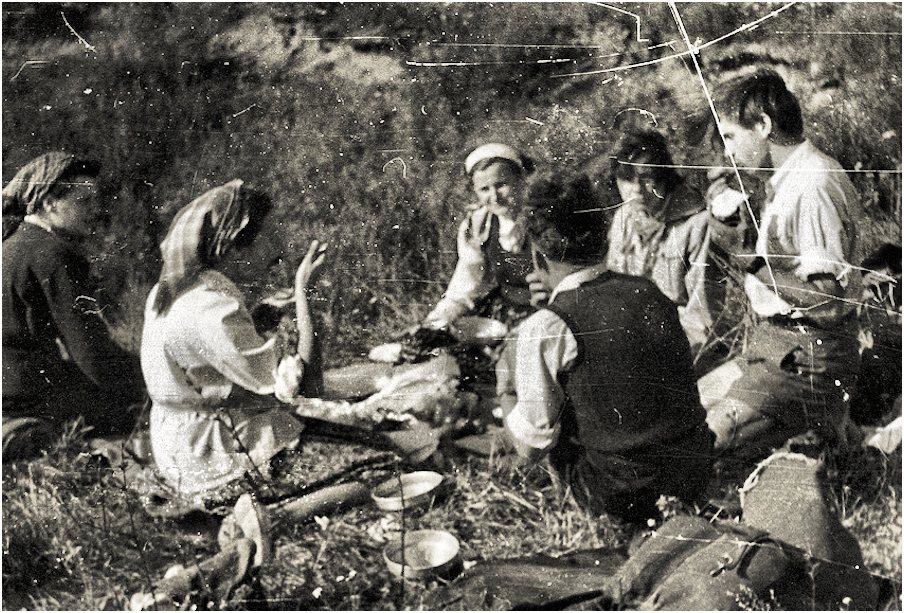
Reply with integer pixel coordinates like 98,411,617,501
2,2,901,610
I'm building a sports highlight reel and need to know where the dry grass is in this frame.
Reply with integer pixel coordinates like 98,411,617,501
3,416,901,611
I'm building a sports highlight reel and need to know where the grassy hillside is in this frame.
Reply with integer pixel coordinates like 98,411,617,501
3,2,900,356
2,3,901,610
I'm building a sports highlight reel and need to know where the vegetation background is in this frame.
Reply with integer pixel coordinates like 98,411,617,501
2,2,901,610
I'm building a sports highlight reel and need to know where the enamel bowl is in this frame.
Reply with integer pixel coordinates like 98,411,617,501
372,471,444,511
383,529,462,580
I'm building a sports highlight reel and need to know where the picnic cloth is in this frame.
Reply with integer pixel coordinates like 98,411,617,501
306,353,466,426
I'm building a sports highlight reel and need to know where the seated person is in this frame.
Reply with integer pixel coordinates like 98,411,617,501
2,152,144,460
423,142,537,329
697,69,861,467
140,179,325,502
500,170,713,523
605,129,723,371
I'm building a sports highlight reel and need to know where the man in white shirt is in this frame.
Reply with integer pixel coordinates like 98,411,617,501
699,69,861,466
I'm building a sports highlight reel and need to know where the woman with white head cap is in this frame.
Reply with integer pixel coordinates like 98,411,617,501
423,143,537,329
140,179,326,502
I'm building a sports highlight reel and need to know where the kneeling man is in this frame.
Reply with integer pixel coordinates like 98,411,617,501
500,170,713,523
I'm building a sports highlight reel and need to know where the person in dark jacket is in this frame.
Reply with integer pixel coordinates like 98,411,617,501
500,170,713,523
2,152,143,459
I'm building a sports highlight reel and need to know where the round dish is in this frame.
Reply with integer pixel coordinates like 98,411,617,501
383,529,461,580
372,471,444,511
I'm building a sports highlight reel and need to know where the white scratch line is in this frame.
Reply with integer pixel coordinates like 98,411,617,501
669,1,780,297
434,42,596,49
61,11,96,52
615,108,658,126
525,116,544,126
407,58,573,68
774,30,903,36
10,60,49,81
619,161,902,175
232,104,257,118
557,2,798,77
590,3,651,43
382,157,408,179
574,199,634,214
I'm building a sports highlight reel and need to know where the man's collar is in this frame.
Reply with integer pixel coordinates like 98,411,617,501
768,140,811,189
549,263,608,303
23,214,84,243
23,214,55,234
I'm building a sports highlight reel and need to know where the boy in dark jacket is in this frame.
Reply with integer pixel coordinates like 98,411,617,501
500,170,713,523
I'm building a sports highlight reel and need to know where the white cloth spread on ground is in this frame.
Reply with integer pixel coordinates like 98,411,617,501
297,354,464,426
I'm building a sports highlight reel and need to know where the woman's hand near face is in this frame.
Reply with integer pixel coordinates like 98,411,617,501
295,240,327,291
460,206,493,253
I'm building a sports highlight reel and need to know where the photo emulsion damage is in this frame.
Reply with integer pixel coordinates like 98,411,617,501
2,2,901,610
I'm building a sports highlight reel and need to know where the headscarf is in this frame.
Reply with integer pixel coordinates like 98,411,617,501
2,152,77,240
152,179,251,314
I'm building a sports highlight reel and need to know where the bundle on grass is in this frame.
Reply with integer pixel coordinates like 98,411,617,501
426,452,883,611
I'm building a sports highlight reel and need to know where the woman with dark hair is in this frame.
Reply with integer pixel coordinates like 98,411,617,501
2,152,144,459
141,179,326,501
605,129,719,367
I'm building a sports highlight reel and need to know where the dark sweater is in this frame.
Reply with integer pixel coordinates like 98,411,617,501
2,222,138,404
546,272,711,471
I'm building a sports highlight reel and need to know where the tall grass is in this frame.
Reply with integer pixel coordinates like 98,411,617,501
2,3,901,610
3,3,900,354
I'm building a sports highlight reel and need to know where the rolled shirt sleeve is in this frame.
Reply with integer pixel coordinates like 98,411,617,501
794,182,852,283
504,309,578,452
184,283,302,400
757,141,857,286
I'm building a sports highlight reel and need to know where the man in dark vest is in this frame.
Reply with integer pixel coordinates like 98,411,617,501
499,170,714,523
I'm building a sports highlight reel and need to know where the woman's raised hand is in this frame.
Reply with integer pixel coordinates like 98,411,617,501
461,206,493,250
295,240,327,291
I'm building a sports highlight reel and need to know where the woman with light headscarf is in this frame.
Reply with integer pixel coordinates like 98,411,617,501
2,152,144,460
141,179,326,501
423,143,538,330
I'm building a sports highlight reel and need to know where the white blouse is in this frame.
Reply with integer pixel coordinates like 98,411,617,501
141,269,304,499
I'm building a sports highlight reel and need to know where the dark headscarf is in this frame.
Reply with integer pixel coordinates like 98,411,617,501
2,152,79,240
152,179,259,314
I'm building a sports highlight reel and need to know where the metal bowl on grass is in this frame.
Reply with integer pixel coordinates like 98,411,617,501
372,471,444,511
383,529,462,580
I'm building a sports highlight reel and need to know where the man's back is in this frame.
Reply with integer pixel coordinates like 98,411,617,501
546,271,706,456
